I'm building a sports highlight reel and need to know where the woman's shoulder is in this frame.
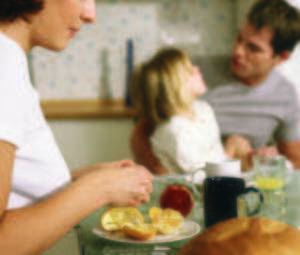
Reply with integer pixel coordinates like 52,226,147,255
0,34,24,63
0,34,26,76
0,36,28,93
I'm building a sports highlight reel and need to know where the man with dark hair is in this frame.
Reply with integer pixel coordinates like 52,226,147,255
131,0,300,172
204,0,300,169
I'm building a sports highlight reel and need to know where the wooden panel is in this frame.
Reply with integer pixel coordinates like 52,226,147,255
41,99,136,119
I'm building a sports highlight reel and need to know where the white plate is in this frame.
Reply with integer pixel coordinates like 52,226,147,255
92,220,201,244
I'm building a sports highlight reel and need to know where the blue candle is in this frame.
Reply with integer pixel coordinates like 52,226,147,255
125,38,134,107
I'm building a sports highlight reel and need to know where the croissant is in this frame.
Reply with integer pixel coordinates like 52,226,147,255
179,217,300,255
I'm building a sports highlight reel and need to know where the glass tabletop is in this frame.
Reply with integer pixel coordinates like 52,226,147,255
77,171,300,255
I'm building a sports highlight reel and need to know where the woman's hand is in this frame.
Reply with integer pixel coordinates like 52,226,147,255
72,159,136,180
94,159,136,169
75,164,153,208
0,159,152,255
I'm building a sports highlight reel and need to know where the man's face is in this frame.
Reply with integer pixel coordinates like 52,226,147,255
30,0,96,51
230,23,284,86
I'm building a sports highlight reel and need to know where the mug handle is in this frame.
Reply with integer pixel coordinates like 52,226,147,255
241,187,264,216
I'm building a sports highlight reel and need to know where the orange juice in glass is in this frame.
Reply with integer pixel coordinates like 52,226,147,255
253,155,287,220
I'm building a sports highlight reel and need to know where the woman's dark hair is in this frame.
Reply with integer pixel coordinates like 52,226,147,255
248,0,300,54
0,0,44,22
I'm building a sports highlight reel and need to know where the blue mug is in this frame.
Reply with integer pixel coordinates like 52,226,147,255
203,176,263,228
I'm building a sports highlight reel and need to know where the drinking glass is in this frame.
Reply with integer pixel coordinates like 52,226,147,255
151,173,203,224
285,172,300,228
253,155,287,220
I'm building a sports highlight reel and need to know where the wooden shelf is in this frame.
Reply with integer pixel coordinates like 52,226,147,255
41,99,136,119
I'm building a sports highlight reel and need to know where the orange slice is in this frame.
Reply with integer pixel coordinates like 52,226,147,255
122,222,156,241
100,207,144,231
149,207,183,234
149,207,163,221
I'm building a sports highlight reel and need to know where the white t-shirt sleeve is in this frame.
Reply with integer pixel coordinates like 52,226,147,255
151,121,206,173
174,129,207,172
0,53,25,147
201,102,226,159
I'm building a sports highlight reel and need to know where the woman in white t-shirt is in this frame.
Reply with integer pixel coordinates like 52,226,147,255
131,48,226,174
0,1,152,254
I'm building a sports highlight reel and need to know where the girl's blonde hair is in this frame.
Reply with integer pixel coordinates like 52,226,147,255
131,48,194,127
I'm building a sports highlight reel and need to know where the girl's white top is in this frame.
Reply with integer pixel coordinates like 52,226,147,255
0,33,71,209
151,100,226,173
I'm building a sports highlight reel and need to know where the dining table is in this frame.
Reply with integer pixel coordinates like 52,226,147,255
76,170,300,255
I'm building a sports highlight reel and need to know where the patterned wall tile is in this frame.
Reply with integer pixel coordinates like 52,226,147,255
32,0,237,100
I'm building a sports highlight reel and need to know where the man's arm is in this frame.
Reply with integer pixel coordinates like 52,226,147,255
131,119,169,175
278,141,300,169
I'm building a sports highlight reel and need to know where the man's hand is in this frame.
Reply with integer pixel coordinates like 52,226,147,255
224,135,253,158
253,146,279,158
224,135,253,171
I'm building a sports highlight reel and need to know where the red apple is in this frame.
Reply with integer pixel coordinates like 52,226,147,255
159,184,194,217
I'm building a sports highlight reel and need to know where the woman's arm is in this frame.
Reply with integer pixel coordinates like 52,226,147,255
0,141,15,215
71,159,136,180
0,140,152,255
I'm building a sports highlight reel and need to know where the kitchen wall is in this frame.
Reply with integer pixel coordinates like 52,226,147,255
236,0,256,27
49,119,134,170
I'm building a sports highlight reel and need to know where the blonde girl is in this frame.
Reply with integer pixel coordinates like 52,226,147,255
132,48,226,174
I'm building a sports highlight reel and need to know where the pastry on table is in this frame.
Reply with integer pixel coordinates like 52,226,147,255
179,217,300,255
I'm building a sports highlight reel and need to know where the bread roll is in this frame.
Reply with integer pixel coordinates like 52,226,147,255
122,223,156,241
179,217,300,255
